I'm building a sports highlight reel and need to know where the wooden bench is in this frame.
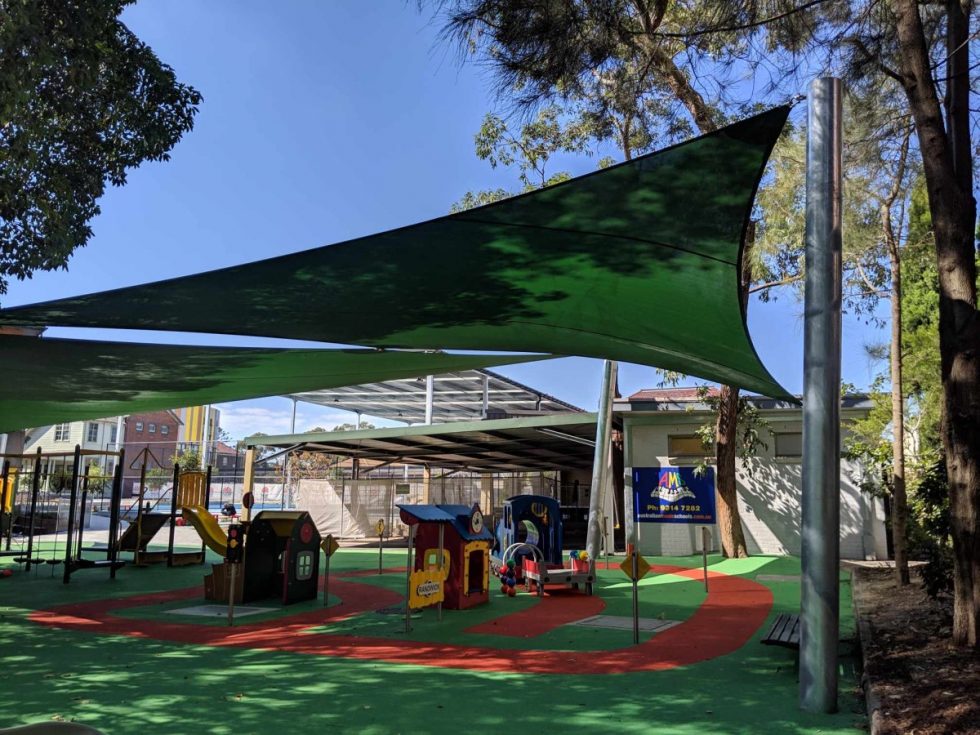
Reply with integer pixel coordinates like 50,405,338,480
761,613,800,649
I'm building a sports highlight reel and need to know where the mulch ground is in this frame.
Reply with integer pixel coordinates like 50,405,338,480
853,567,980,734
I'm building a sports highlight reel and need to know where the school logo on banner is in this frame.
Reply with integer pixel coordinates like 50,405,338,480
633,467,716,524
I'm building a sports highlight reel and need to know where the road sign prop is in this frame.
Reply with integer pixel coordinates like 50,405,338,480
321,534,340,557
619,551,650,581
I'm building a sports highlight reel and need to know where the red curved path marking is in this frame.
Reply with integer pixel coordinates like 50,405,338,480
28,565,771,674
465,588,606,637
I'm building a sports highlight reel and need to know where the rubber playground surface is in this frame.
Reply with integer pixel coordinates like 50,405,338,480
0,547,866,734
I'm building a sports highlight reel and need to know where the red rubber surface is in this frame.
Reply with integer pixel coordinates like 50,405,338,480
29,565,772,674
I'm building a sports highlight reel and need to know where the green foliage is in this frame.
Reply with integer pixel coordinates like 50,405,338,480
451,105,590,211
0,0,201,297
670,385,773,477
843,387,894,498
172,447,201,471
331,421,376,432
908,460,953,599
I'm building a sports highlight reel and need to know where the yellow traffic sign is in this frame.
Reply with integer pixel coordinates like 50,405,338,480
620,552,651,581
321,534,340,557
375,519,386,536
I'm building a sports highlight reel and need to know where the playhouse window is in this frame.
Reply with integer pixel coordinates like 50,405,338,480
295,551,314,581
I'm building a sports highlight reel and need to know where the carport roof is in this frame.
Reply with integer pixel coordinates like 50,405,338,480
244,413,600,472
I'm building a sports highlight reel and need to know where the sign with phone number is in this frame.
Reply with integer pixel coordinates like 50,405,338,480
633,467,716,524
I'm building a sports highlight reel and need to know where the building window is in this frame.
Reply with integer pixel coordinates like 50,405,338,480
110,425,118,444
148,423,156,433
668,434,708,457
135,421,143,433
54,423,70,442
775,432,803,458
161,425,169,436
86,423,99,443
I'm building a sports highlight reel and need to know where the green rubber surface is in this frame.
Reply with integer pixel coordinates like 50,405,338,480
0,548,865,734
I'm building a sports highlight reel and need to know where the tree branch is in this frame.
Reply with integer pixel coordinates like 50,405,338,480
648,0,832,40
749,273,804,293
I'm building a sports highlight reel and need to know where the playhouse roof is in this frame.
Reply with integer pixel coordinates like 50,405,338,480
397,504,492,541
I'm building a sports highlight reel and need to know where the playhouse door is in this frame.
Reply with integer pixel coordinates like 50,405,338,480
467,549,484,595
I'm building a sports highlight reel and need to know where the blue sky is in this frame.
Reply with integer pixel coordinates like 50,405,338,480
4,2,887,438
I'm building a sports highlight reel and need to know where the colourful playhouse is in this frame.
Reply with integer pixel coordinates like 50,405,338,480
398,503,493,610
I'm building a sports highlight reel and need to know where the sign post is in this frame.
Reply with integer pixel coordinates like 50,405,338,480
631,551,639,644
436,524,444,622
225,523,244,627
376,518,385,574
321,534,340,608
619,549,650,645
404,525,414,633
701,526,710,592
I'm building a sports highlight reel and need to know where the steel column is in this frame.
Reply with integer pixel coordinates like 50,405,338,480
25,449,42,571
800,76,843,714
586,360,617,563
62,445,82,584
424,375,434,425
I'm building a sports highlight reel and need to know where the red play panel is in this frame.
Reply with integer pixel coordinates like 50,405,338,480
29,565,771,674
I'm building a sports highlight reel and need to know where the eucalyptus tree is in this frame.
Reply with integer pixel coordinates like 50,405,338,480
433,0,980,647
0,0,201,299
436,0,803,559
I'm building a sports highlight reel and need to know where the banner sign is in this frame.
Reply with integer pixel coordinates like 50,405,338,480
633,467,716,524
409,569,445,609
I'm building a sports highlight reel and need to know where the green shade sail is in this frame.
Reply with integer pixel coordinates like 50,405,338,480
0,107,791,399
0,334,546,433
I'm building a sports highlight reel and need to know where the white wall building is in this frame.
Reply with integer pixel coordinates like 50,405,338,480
617,389,887,561
23,418,122,475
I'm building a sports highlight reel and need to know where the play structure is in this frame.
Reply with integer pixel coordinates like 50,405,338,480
119,453,212,566
493,495,594,595
203,510,321,605
0,446,125,583
399,503,493,610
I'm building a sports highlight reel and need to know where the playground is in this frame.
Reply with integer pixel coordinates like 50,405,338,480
0,543,865,734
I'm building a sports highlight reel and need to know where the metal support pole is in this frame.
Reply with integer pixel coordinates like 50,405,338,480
108,449,124,579
76,466,90,562
62,445,82,584
701,526,710,592
168,463,180,567
202,465,212,562
114,416,123,453
437,524,444,622
227,563,237,626
481,374,489,418
0,460,10,551
586,360,617,565
631,551,640,645
405,525,415,633
801,76,843,715
323,551,331,607
25,449,42,572
200,405,211,467
135,454,147,566
290,398,298,434
424,375,434,425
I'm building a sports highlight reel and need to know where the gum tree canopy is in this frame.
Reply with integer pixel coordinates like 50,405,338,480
0,0,201,297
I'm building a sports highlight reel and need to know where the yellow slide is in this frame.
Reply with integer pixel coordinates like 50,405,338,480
182,505,227,557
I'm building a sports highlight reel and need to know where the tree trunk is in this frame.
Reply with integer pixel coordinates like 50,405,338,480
714,226,754,559
888,247,910,585
715,383,749,557
893,0,980,647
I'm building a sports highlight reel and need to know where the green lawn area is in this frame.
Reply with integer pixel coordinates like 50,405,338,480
0,548,866,734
